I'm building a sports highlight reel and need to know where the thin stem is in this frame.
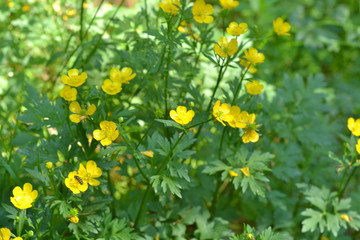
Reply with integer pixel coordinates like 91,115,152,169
83,0,105,38
231,65,251,105
79,0,85,42
338,167,358,198
143,0,150,30
134,184,151,228
186,117,214,129
107,170,117,218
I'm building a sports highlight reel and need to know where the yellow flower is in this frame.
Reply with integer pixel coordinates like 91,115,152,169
243,47,265,64
13,237,23,240
246,233,255,240
52,2,61,13
45,162,54,169
340,214,352,222
22,4,31,11
169,106,195,125
66,9,77,16
78,160,102,186
227,107,249,128
0,228,10,240
214,37,238,58
240,167,250,177
60,85,77,101
141,150,154,158
239,59,257,73
229,170,239,177
242,113,260,143
65,171,88,194
226,22,248,36
273,17,291,36
110,67,136,84
192,0,214,24
69,216,79,223
10,183,38,210
356,139,360,154
69,101,96,123
102,79,122,95
178,21,191,34
219,0,239,10
93,120,119,146
61,69,87,87
212,100,233,126
347,117,360,136
245,80,264,95
159,0,181,15
7,1,14,8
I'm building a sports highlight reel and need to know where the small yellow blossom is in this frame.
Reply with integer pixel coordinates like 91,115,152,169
66,9,77,16
65,171,88,194
7,1,14,8
170,106,195,125
214,37,238,58
219,0,239,10
45,162,54,169
10,183,38,210
83,3,89,8
0,228,11,240
347,117,360,136
61,69,87,87
273,17,291,36
356,139,360,154
227,107,249,128
69,216,79,223
243,47,265,64
141,150,154,158
239,59,257,73
213,100,233,126
78,160,102,186
240,167,250,177
93,120,119,146
13,237,23,240
245,80,264,95
110,67,136,84
159,0,181,15
192,0,214,24
229,170,239,177
246,233,255,240
62,14,69,21
60,85,77,101
22,4,31,11
226,22,248,36
69,101,96,123
242,113,260,143
102,79,122,95
340,214,352,222
178,21,191,34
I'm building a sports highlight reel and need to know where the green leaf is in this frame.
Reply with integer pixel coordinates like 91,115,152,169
301,208,324,233
155,119,185,130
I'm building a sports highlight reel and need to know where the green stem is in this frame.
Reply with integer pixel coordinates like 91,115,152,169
83,0,105,38
338,167,358,198
79,0,85,42
17,209,26,236
186,117,214,129
231,65,251,105
134,184,151,228
107,170,117,218
143,0,150,30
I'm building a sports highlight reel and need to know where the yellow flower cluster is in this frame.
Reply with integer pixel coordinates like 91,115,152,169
159,0,181,15
226,22,248,36
60,68,87,101
213,100,260,143
0,228,23,240
170,106,195,125
192,0,214,24
64,161,102,194
214,36,238,58
102,67,136,95
273,17,291,36
10,183,38,210
245,80,264,95
242,47,265,65
93,120,119,146
348,117,360,154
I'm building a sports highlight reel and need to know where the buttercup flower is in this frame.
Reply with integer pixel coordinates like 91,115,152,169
213,100,233,126
273,17,291,36
356,139,360,154
239,59,257,73
243,47,265,64
141,150,154,158
226,22,248,36
110,67,136,84
178,21,192,34
227,107,249,128
242,113,260,143
0,228,10,240
78,160,102,186
347,117,360,136
45,162,53,169
69,216,79,223
10,183,38,210
340,214,352,222
102,79,122,95
219,0,239,10
229,170,239,177
13,238,23,240
69,101,96,123
214,37,238,58
159,0,181,15
61,69,87,87
22,4,31,11
170,106,195,125
65,171,88,194
192,0,214,24
240,167,250,177
245,80,264,95
93,120,119,146
60,85,77,101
